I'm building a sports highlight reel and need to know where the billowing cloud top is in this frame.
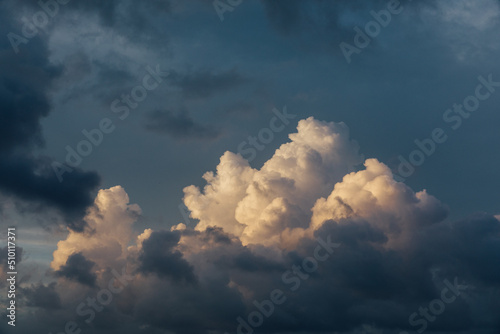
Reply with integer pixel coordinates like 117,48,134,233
184,117,364,247
11,117,499,334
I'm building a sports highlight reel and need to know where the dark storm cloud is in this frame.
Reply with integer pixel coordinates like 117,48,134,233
127,215,498,334
0,1,100,230
255,214,500,334
9,213,500,334
0,155,100,231
134,279,245,334
189,214,495,334
231,249,286,273
22,282,62,310
133,228,253,333
55,252,97,287
418,213,500,286
138,230,197,284
144,109,221,140
168,69,247,99
131,213,500,334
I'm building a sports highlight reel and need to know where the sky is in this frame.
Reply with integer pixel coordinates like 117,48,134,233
0,0,500,333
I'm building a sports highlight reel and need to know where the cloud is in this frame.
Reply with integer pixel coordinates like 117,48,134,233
184,117,364,247
51,186,141,271
55,253,98,287
310,158,448,247
138,230,197,284
144,109,221,140
22,282,62,310
168,69,247,99
2,0,498,331
0,1,100,230
176,116,500,333
16,118,500,333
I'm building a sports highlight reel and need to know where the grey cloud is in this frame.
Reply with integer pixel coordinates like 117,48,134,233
144,109,221,141
138,230,197,284
129,214,500,333
168,69,247,99
9,212,500,334
55,252,97,287
22,282,62,310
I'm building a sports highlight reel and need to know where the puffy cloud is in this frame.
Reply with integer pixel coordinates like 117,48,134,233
183,151,256,237
311,158,448,247
127,228,153,253
185,117,364,247
184,117,448,250
51,186,141,271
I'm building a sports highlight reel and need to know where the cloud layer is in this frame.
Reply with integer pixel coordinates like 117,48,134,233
8,117,500,334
